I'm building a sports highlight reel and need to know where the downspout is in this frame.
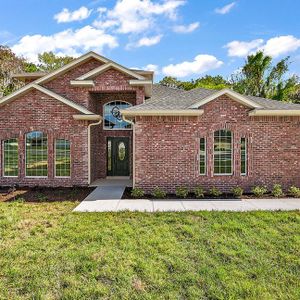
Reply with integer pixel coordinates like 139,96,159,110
122,115,136,188
88,117,102,185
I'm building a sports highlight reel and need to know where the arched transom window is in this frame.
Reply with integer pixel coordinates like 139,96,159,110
26,131,48,177
104,101,132,130
214,129,232,175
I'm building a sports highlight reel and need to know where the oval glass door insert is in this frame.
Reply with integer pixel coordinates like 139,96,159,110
118,142,126,161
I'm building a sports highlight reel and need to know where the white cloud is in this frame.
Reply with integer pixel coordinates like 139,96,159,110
54,6,92,23
260,35,300,57
11,25,118,63
215,2,236,14
127,34,163,49
162,54,223,77
225,35,300,58
144,64,159,73
173,22,199,33
93,0,186,34
224,39,264,57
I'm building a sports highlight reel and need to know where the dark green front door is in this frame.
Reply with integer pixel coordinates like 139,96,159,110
107,137,130,176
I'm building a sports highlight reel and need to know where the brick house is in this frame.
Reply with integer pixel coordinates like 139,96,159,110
0,51,300,192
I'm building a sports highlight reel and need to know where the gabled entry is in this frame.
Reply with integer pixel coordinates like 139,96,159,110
107,137,130,176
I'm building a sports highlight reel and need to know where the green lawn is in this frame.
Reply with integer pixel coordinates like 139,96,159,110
0,201,299,299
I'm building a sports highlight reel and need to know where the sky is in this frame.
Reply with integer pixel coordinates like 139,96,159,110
0,0,300,82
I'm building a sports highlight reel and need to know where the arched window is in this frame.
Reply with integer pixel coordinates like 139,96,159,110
214,130,232,175
3,138,18,177
26,131,48,177
104,101,132,129
55,139,71,177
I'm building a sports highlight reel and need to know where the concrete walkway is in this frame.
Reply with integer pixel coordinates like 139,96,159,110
74,197,300,212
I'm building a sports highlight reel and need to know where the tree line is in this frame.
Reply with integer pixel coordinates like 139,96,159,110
160,51,300,103
0,45,299,103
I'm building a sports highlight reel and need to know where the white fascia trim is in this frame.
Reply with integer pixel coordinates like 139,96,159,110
0,82,94,115
129,80,153,86
189,89,263,109
120,109,204,116
249,109,300,116
77,62,145,80
70,80,95,87
73,114,102,121
33,85,94,115
35,52,109,84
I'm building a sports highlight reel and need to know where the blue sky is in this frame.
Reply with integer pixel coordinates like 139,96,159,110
1,0,300,81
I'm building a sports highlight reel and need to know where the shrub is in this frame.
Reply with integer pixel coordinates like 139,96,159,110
232,186,243,198
251,186,268,197
37,193,48,202
131,188,145,198
289,186,300,198
194,186,205,198
272,184,284,197
175,186,189,198
152,187,167,199
210,187,222,197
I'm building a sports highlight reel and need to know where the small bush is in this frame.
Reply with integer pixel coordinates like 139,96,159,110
194,186,205,198
210,187,222,197
175,186,189,198
131,188,145,198
289,186,300,198
272,184,284,197
232,186,243,198
152,187,167,199
251,186,268,197
37,193,48,202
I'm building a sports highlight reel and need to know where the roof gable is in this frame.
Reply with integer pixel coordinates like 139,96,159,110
188,89,263,109
77,62,145,80
0,83,94,115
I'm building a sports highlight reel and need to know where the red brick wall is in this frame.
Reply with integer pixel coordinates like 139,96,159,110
0,90,89,187
134,95,300,193
42,58,145,109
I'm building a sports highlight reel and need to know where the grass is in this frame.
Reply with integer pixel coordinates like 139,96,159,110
0,201,299,299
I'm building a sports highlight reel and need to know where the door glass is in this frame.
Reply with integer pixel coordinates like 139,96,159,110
107,140,112,171
118,142,126,161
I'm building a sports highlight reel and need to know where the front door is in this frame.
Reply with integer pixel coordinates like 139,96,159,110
107,137,130,176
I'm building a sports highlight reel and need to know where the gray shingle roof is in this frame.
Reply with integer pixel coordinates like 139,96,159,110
126,84,300,111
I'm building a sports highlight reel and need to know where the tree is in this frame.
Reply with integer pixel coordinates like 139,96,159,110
0,45,26,97
231,51,299,101
159,76,182,88
37,52,74,72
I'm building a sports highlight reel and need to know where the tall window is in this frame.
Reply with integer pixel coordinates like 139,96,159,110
214,130,232,175
55,139,71,177
104,101,132,129
199,137,206,175
241,137,247,175
26,131,48,177
3,138,18,176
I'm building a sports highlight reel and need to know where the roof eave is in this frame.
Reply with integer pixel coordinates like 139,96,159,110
249,109,300,116
120,109,204,117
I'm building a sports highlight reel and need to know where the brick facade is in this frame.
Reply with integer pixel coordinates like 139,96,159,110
0,58,143,187
134,95,300,192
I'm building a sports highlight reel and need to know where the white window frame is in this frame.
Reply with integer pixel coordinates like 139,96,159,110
2,138,19,178
25,131,48,178
213,130,233,176
54,139,71,178
199,137,206,175
103,100,133,131
241,137,247,176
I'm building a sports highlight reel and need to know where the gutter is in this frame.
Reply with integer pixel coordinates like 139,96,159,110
120,109,204,117
249,109,300,116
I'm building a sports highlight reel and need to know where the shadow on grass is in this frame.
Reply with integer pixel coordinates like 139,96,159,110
0,186,95,203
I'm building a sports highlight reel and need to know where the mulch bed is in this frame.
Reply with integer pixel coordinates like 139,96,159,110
0,186,95,203
122,187,296,200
